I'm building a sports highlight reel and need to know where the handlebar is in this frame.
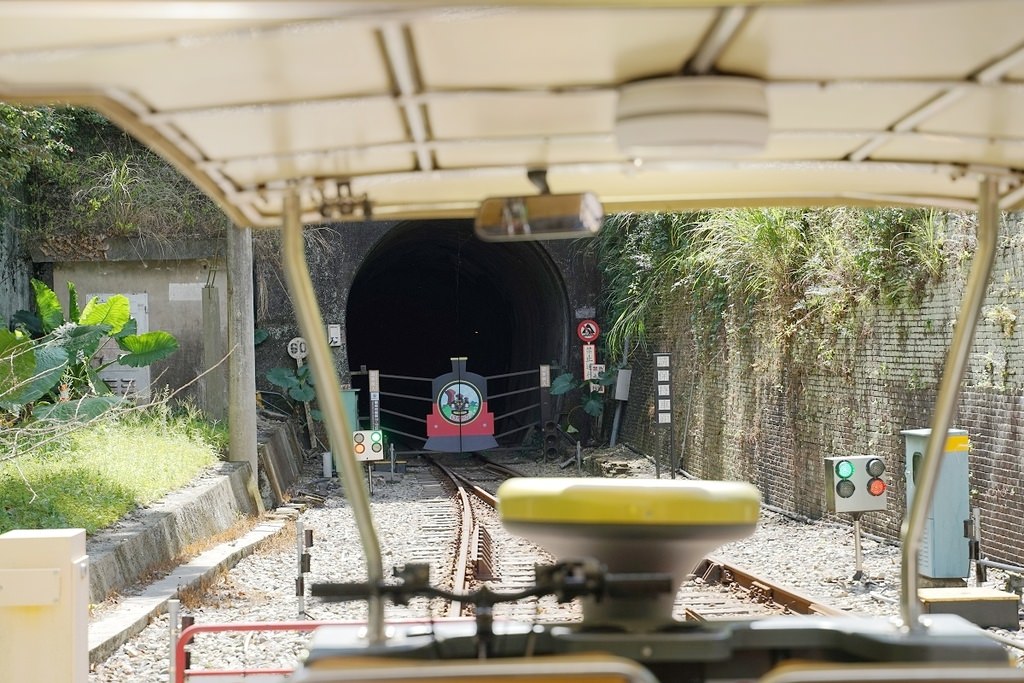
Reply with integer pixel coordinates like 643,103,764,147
311,560,673,608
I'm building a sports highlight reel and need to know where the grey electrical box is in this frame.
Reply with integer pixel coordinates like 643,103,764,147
613,369,632,401
901,428,970,579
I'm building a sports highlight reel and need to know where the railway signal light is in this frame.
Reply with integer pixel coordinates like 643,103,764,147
825,456,887,514
543,421,558,459
353,430,384,461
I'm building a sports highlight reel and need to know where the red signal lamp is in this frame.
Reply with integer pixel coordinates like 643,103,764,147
867,478,887,497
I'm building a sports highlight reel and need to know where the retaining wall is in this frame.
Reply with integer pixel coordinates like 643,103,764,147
619,212,1024,569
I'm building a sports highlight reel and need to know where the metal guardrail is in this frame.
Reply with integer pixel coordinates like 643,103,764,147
350,364,559,450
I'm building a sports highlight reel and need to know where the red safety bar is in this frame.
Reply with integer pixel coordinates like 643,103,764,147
174,618,461,683
174,620,351,683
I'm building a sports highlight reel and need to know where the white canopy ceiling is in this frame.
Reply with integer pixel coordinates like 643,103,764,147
2,1,1024,227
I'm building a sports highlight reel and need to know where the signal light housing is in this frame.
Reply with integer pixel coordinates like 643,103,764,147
543,421,559,459
824,455,887,514
352,430,385,461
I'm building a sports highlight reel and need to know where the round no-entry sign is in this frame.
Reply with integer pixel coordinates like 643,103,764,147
577,319,600,342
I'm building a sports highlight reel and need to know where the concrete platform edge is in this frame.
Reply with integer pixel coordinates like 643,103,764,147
87,511,296,664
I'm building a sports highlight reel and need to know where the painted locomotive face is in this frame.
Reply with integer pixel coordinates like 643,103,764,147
438,381,482,424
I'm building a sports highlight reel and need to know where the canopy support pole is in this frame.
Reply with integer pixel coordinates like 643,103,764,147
900,175,998,630
281,191,385,643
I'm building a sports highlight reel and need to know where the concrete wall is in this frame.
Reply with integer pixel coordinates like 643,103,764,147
253,222,382,394
0,205,34,325
618,212,1024,569
43,237,227,406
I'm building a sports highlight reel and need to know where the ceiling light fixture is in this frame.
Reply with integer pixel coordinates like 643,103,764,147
615,76,769,160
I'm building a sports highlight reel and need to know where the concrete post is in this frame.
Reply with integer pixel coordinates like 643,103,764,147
0,529,89,683
202,284,226,422
226,225,263,512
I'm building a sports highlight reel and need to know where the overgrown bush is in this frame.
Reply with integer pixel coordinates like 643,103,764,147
597,207,947,362
3,105,229,242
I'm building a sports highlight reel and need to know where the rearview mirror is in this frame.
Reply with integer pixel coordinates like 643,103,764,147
474,192,603,242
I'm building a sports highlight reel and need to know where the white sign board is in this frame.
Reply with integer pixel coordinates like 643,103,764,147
327,324,341,347
590,364,606,393
654,353,672,425
583,344,597,379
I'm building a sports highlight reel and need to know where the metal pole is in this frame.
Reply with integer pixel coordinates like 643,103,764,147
609,337,629,446
853,515,864,582
669,424,676,479
900,176,998,630
296,520,305,616
280,187,385,644
168,599,180,682
972,507,987,583
295,357,319,451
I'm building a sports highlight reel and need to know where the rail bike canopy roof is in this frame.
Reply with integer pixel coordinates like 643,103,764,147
3,0,1024,228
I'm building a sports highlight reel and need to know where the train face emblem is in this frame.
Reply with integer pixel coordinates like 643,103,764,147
425,358,497,453
438,381,482,424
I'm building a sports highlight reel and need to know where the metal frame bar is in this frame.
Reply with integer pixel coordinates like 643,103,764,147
900,175,999,629
281,186,386,643
488,386,538,400
484,368,541,381
380,407,427,424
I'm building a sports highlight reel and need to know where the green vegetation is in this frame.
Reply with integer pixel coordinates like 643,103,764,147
2,279,179,423
550,368,618,418
2,104,228,241
0,107,229,537
0,404,224,534
0,104,73,210
597,207,947,363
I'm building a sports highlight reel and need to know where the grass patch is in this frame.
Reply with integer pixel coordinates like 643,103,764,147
0,404,223,534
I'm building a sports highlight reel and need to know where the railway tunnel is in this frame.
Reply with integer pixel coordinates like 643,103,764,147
344,219,581,449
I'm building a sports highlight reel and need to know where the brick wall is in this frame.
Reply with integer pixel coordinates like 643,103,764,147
619,212,1024,568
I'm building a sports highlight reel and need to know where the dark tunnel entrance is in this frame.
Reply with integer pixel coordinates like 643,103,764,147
345,220,571,449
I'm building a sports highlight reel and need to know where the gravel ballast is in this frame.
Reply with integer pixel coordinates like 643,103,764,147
88,447,1024,681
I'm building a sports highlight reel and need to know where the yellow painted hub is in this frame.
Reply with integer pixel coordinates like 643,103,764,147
497,478,760,526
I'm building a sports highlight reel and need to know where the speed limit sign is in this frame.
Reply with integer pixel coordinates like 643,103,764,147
287,337,308,360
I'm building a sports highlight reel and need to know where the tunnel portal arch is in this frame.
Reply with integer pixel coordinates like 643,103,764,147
345,219,573,447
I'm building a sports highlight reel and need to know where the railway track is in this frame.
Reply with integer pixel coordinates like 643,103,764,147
429,455,849,624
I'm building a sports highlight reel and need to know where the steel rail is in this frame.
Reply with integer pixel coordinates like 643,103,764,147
697,556,846,618
450,470,499,509
474,456,525,480
432,461,477,617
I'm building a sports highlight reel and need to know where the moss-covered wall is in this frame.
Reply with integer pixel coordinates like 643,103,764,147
619,213,1024,568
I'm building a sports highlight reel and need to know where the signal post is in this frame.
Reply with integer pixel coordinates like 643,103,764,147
824,456,888,580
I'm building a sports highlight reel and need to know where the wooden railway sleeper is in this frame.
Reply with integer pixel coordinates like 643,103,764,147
473,526,497,581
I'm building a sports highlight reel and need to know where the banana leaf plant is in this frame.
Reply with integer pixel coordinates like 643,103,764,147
1,279,179,421
550,368,618,418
